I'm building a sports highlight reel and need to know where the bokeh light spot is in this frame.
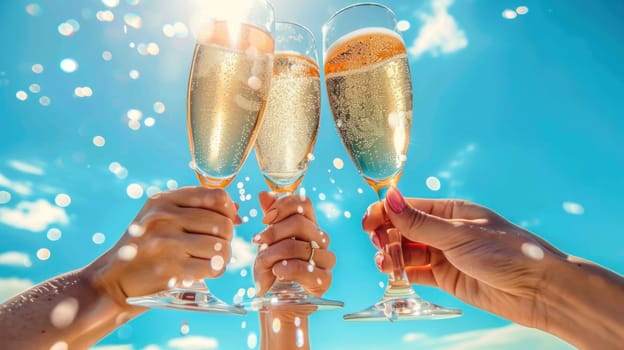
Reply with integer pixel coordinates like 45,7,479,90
37,248,51,261
47,228,62,241
426,176,441,191
93,136,106,147
153,101,165,114
102,51,113,61
124,13,142,29
16,91,28,101
102,0,120,8
117,244,138,261
126,183,144,199
397,20,410,32
29,83,40,93
129,69,140,79
32,64,44,73
247,332,258,349
144,117,155,127
166,179,178,189
50,297,79,328
55,193,71,207
563,201,584,215
92,232,106,245
26,3,43,16
50,341,68,350
333,158,344,170
39,96,51,106
516,6,529,15
502,9,517,19
59,58,78,73
96,10,114,22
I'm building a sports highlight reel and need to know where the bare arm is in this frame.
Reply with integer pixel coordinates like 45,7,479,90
0,269,143,349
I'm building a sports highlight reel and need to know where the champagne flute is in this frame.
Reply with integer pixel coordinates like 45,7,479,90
322,3,462,321
246,21,343,311
126,0,275,314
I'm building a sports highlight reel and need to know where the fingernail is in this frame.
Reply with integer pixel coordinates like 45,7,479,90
374,252,384,270
386,187,406,214
361,207,370,227
370,233,381,249
262,208,278,224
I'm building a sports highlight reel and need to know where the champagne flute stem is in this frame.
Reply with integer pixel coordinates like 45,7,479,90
376,186,416,300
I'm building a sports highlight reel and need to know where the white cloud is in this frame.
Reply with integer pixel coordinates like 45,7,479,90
403,332,427,343
0,173,33,195
91,345,134,350
0,199,69,232
8,160,45,175
404,324,573,350
409,0,468,58
167,335,219,350
0,251,32,267
228,236,255,270
0,277,34,302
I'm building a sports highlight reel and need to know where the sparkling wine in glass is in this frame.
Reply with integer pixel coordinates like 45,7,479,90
323,3,462,321
126,0,275,314
246,21,343,311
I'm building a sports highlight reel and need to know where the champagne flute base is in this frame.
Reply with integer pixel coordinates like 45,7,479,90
343,296,461,322
243,281,344,312
127,288,246,314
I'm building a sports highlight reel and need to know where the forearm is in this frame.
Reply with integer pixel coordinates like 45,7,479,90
0,269,144,349
537,256,624,349
259,309,310,350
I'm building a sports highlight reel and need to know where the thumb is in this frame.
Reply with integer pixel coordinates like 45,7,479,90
258,191,276,213
383,187,463,251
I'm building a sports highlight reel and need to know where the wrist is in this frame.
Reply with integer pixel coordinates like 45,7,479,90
81,258,146,317
537,255,624,349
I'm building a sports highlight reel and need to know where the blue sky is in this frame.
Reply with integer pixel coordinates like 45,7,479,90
1,0,622,349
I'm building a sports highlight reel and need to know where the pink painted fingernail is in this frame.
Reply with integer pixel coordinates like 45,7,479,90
386,187,406,214
374,252,384,270
370,233,381,249
262,209,278,224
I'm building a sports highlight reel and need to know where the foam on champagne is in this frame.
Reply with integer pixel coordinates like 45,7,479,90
254,52,321,193
188,21,274,188
324,27,412,191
